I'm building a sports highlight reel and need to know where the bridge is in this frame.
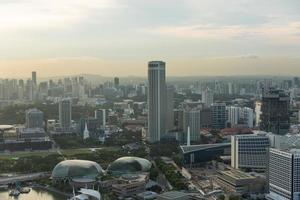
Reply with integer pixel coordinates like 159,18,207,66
0,172,49,185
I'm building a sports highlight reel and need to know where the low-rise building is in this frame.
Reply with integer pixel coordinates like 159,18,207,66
157,191,189,200
216,169,265,195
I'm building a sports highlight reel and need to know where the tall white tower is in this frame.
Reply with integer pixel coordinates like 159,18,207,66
147,61,166,143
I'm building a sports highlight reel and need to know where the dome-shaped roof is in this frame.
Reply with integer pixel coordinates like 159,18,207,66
107,157,151,175
52,160,103,180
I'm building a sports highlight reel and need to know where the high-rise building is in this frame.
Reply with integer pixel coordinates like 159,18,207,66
59,98,72,129
114,77,120,88
260,89,290,135
25,108,44,128
166,86,175,132
227,106,240,126
211,103,226,129
202,87,213,107
147,61,166,143
267,148,300,200
226,106,254,128
231,133,270,171
95,109,106,127
183,109,201,142
32,71,37,85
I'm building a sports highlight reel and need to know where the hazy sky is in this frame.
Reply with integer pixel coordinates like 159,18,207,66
0,0,300,77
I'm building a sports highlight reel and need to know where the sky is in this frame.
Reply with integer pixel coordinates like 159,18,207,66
0,0,300,77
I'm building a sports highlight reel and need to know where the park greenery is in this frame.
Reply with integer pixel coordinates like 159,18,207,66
155,158,187,190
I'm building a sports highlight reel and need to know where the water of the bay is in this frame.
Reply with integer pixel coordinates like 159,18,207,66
0,188,66,200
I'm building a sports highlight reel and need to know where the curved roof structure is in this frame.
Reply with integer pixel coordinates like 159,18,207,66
52,160,103,180
107,157,151,175
0,125,14,131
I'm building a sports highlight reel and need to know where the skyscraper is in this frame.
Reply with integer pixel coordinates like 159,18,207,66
114,77,120,88
25,108,44,128
147,61,166,143
32,71,37,85
183,109,201,142
166,86,175,132
202,87,213,107
260,89,290,135
95,109,106,127
211,103,226,129
267,148,300,200
59,98,72,129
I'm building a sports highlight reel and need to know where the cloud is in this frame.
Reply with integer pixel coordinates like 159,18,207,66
143,22,300,44
0,0,118,31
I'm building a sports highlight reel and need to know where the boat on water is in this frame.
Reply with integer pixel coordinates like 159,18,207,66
9,189,20,197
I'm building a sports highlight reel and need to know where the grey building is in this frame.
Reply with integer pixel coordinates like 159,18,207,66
26,108,44,128
59,98,72,129
231,133,270,171
166,86,175,132
260,89,290,135
147,61,166,143
211,103,226,129
32,71,37,85
183,109,201,142
95,109,106,127
267,148,300,200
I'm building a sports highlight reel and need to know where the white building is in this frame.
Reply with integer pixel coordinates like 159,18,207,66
231,133,270,171
267,148,300,200
226,106,254,128
147,61,166,143
202,87,213,107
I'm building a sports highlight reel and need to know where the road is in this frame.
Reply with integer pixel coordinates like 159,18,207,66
0,172,49,185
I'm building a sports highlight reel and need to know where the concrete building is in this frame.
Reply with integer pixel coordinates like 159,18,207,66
226,106,254,128
25,108,44,128
32,71,37,85
166,86,175,132
211,103,226,129
59,98,72,129
231,134,270,171
260,89,290,135
147,61,166,143
95,109,106,127
157,191,189,200
267,148,300,200
183,109,201,142
202,87,213,107
217,169,265,195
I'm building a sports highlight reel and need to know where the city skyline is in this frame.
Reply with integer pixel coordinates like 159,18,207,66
0,0,299,77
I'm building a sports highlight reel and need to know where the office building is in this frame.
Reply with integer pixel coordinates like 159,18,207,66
147,61,166,143
166,86,175,131
32,71,37,85
59,98,72,129
211,103,226,129
114,77,119,88
25,108,44,128
202,87,213,107
183,109,201,142
260,89,290,135
267,148,300,200
227,106,254,128
95,109,106,127
231,134,270,170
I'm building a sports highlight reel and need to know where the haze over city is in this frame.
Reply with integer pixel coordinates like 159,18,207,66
0,0,300,77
